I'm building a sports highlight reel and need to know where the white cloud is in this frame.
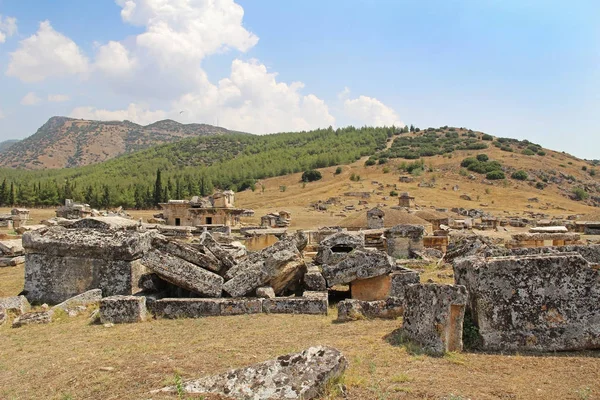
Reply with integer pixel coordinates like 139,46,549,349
94,41,137,77
344,95,404,127
70,103,167,126
20,92,41,106
338,86,350,100
0,15,17,43
6,20,89,82
48,94,70,103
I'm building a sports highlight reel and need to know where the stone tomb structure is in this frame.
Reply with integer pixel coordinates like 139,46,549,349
158,191,247,227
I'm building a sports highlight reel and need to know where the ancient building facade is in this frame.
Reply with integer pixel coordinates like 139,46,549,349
159,191,246,227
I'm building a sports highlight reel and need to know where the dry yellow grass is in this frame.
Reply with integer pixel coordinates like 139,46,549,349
1,265,599,400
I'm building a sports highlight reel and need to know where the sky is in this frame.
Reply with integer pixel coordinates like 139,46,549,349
0,0,598,158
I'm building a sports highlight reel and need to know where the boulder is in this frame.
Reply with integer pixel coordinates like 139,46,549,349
142,249,223,298
304,265,327,291
256,287,276,299
336,297,404,322
321,249,395,287
100,295,147,324
153,346,347,400
0,295,30,315
12,311,54,328
152,235,221,274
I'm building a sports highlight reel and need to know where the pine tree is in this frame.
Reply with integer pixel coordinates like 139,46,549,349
9,182,15,206
0,179,6,206
153,168,162,207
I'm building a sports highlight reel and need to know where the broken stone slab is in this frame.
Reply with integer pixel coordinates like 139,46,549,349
0,239,24,256
197,231,236,273
151,235,222,274
100,295,147,324
336,297,404,322
402,283,468,355
256,287,276,299
24,254,147,304
454,253,600,352
389,269,420,300
304,265,327,291
149,298,263,319
153,346,347,399
385,224,425,259
0,295,30,315
220,241,248,261
12,311,54,328
262,295,328,315
141,249,224,298
315,231,365,265
66,216,140,230
321,248,395,287
0,256,25,267
51,289,102,315
223,237,306,297
22,227,154,261
512,232,580,242
529,226,568,233
15,224,46,235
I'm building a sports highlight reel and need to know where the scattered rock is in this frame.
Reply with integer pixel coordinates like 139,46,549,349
100,295,147,324
256,287,276,299
322,249,395,287
12,311,54,328
0,295,31,315
336,297,404,322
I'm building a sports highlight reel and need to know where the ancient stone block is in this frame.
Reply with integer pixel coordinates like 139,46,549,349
336,297,404,322
304,265,327,291
24,254,147,304
22,227,154,261
0,256,25,267
151,235,222,274
402,283,468,355
0,295,30,315
389,269,420,300
149,298,263,319
0,306,6,326
138,273,168,292
322,249,395,287
197,232,236,273
141,249,223,298
262,295,328,315
454,253,600,352
385,224,424,259
351,274,392,301
12,311,53,328
67,216,140,230
256,286,275,299
315,232,365,265
100,295,147,324
52,289,102,315
0,239,24,256
153,346,347,399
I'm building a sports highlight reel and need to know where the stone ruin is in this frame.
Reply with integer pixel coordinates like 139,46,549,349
55,199,93,220
0,238,25,267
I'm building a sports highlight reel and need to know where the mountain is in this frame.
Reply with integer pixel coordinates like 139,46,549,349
0,116,245,169
0,139,20,154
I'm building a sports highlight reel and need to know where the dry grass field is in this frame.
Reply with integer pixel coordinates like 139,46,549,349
1,265,598,400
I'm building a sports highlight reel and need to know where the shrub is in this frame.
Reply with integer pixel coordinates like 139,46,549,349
459,168,468,177
390,190,398,197
582,166,588,171
572,187,589,201
476,154,489,162
486,170,505,180
590,169,596,177
500,146,513,152
460,158,478,168
382,167,390,174
481,134,493,141
365,159,376,166
378,158,388,165
536,182,546,190
334,166,342,175
350,173,361,182
511,170,528,181
537,150,546,156
301,169,322,182
521,149,535,156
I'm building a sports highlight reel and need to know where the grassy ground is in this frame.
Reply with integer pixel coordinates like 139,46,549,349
1,265,598,400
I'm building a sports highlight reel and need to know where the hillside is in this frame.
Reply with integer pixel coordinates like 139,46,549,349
0,116,243,169
0,125,598,215
0,139,20,154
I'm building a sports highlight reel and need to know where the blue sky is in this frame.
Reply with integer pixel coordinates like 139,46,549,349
0,0,598,158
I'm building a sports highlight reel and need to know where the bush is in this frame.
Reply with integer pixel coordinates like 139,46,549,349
521,149,535,156
500,146,513,152
378,158,388,165
537,150,546,156
334,166,342,175
459,168,468,177
301,169,322,182
486,170,505,180
476,154,489,162
350,173,361,182
582,166,588,171
573,187,589,201
536,182,546,190
511,170,528,181
481,134,493,141
590,169,596,177
365,159,376,166
460,158,478,168
382,167,390,174
390,190,398,197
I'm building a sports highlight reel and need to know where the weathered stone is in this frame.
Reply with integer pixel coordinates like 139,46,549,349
12,311,54,328
220,241,247,261
351,274,392,301
141,249,223,298
197,232,236,273
385,224,425,259
138,273,168,292
0,306,6,326
223,237,305,297
315,232,365,265
402,283,467,355
262,295,328,315
322,249,395,287
0,239,24,256
304,265,327,291
151,235,222,274
100,295,147,324
0,256,25,267
389,268,420,300
0,295,30,315
512,232,580,242
153,346,347,399
22,227,154,261
51,289,102,315
336,297,404,322
256,287,276,299
24,254,147,304
454,253,600,352
66,216,140,230
149,298,263,318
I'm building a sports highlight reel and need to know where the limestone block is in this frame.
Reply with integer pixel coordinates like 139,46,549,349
0,239,24,256
141,249,223,298
0,306,6,326
256,287,275,299
153,346,347,399
386,224,425,259
304,265,327,291
262,295,328,315
315,232,365,265
389,269,420,300
149,298,263,319
12,311,54,328
322,249,395,287
336,297,404,322
351,274,392,301
67,217,140,230
52,289,102,315
0,295,30,315
402,283,468,355
152,235,222,274
100,295,147,324
0,256,25,267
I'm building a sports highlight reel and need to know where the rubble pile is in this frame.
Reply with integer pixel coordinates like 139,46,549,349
0,239,25,267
